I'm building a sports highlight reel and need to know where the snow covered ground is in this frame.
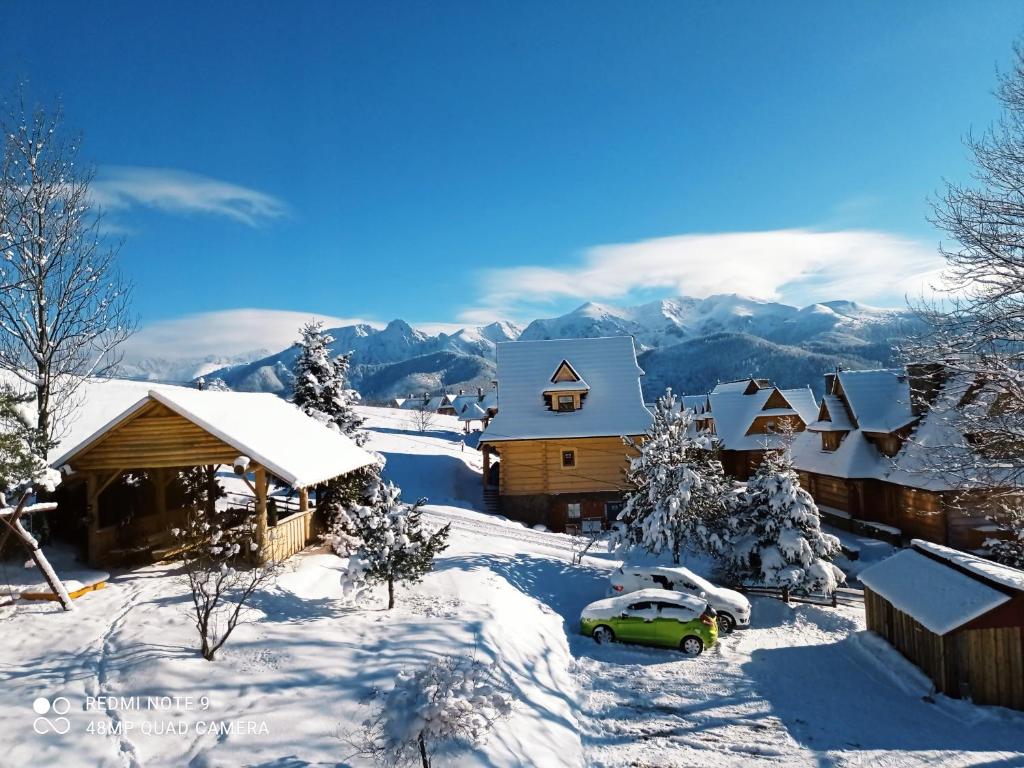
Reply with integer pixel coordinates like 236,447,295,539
3,402,1023,767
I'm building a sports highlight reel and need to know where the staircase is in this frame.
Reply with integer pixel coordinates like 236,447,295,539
483,486,502,516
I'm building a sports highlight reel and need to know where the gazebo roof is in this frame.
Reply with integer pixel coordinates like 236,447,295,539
53,388,377,489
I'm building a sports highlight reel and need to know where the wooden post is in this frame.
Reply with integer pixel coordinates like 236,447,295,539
299,487,309,513
153,468,167,522
482,446,491,487
86,472,99,566
255,466,268,563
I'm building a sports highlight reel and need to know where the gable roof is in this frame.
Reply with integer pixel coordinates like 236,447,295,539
458,402,488,421
837,369,917,433
480,336,652,442
807,394,855,432
53,388,377,489
708,386,818,451
859,547,1011,635
550,359,582,383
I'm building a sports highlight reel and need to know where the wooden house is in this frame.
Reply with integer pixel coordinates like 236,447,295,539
50,388,377,567
790,366,1002,548
703,378,819,479
452,387,499,432
478,337,652,534
860,540,1024,710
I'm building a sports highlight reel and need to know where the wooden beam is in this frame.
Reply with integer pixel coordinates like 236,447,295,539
254,465,268,564
299,488,309,513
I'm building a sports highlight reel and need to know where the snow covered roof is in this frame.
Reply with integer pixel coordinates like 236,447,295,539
480,337,652,442
678,395,709,413
53,389,377,489
711,378,770,395
912,539,1024,594
450,393,480,414
544,378,591,393
807,394,855,432
458,402,488,422
837,369,917,433
791,429,888,479
708,386,817,451
859,548,1011,635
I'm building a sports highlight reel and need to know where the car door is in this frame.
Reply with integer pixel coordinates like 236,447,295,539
654,601,697,646
613,601,652,642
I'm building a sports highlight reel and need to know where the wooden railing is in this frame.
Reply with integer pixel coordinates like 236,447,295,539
264,509,317,563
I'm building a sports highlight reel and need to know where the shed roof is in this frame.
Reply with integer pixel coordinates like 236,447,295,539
859,548,1011,635
53,388,377,489
480,336,651,442
913,539,1024,594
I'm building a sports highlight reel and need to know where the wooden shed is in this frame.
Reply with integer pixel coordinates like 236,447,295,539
51,388,377,567
860,539,1024,710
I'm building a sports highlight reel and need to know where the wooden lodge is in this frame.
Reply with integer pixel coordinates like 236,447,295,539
860,540,1024,710
702,378,819,479
51,387,376,567
478,337,652,534
790,366,1001,549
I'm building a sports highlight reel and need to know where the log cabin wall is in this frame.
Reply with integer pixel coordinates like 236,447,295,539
493,436,636,496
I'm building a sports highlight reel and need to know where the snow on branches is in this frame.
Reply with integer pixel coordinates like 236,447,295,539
719,446,844,593
357,654,513,768
611,389,728,563
329,479,450,609
292,321,366,445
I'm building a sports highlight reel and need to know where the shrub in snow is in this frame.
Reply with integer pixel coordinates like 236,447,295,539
357,655,513,768
174,502,279,661
985,513,1024,569
331,479,450,609
719,445,844,593
292,321,367,445
611,389,729,563
194,376,230,392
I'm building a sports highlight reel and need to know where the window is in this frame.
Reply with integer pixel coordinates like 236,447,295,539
557,394,575,412
561,449,576,468
605,500,624,519
567,502,581,519
582,518,602,533
627,601,652,611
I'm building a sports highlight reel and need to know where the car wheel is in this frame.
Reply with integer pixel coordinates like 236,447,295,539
592,625,615,645
681,636,704,656
717,612,736,634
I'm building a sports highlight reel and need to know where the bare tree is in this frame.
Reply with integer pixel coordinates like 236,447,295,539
0,85,134,449
174,501,280,661
907,42,1024,564
409,398,438,433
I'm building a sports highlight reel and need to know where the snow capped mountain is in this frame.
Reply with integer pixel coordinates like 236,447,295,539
128,295,915,400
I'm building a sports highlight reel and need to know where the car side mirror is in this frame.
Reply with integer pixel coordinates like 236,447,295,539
619,611,630,618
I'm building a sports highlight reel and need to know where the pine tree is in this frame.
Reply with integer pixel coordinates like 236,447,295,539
719,444,844,593
334,480,450,609
292,321,366,445
0,385,45,499
610,389,729,563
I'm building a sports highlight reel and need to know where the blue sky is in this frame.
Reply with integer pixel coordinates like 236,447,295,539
4,1,1023,354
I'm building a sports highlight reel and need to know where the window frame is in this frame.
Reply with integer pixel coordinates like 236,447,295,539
560,448,577,469
566,501,582,519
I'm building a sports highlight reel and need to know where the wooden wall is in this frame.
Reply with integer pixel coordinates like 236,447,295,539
491,437,636,495
865,587,1024,710
264,509,317,563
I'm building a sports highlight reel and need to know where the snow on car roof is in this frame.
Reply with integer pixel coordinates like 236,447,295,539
837,369,917,433
858,548,1010,635
54,388,378,490
480,337,652,442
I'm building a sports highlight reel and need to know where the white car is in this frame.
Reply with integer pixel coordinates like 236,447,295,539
609,565,751,632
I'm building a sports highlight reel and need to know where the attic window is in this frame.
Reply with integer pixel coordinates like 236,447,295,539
561,450,576,468
557,395,576,412
550,359,582,383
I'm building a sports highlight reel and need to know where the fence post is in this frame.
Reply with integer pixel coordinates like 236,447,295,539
831,590,837,608
782,585,790,605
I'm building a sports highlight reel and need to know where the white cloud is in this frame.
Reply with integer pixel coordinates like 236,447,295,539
123,309,381,360
463,228,945,321
92,166,289,226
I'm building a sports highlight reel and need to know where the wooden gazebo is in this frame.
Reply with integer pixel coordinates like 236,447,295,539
52,388,377,566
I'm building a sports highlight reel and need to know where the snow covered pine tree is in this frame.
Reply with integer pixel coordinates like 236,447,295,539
332,480,449,610
611,389,729,563
720,441,844,594
292,321,367,444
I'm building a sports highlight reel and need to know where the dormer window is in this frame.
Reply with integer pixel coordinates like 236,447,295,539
543,358,590,412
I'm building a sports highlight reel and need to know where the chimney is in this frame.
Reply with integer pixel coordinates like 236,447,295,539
477,386,484,398
459,389,464,395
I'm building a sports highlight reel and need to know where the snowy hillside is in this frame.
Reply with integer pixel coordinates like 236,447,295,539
4,402,1023,767
165,294,915,400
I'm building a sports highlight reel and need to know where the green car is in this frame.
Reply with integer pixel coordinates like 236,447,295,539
580,587,719,655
